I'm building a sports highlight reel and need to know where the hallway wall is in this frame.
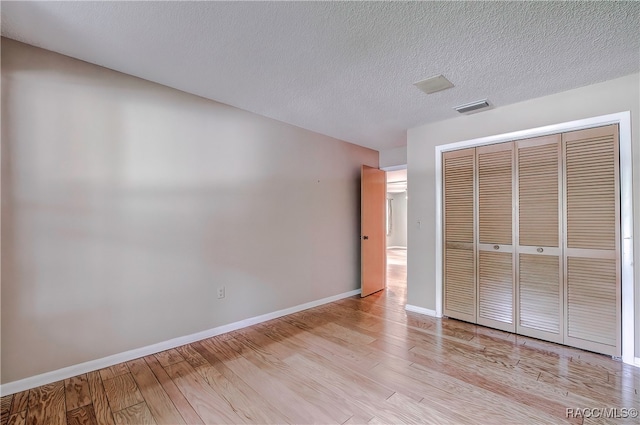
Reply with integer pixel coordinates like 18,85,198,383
386,192,407,248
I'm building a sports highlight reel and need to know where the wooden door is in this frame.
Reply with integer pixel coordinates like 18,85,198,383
563,125,620,356
477,142,515,332
361,165,386,297
443,148,476,323
516,135,563,343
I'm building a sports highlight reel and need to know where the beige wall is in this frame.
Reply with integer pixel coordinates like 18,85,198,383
0,38,378,383
380,146,407,169
386,192,407,248
407,73,640,356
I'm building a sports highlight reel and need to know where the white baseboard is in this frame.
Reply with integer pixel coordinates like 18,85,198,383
0,288,361,396
405,304,438,317
386,246,407,250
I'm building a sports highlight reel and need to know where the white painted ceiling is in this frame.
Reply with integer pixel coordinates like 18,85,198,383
2,1,639,151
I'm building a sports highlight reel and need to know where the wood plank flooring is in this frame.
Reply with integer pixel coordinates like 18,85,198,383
2,248,639,424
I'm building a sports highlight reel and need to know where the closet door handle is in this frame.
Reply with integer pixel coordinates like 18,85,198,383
537,247,544,253
493,245,500,250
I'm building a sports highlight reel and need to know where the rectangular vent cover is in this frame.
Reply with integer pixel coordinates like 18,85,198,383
454,99,491,114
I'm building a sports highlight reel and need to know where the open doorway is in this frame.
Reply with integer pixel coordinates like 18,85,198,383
385,168,407,303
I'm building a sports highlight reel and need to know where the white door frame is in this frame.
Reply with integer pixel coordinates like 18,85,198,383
434,111,636,366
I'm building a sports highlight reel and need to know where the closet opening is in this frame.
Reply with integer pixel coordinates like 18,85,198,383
435,112,635,366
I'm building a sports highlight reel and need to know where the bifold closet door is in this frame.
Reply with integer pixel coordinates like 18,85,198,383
477,143,515,332
443,148,476,323
563,124,621,356
516,135,563,343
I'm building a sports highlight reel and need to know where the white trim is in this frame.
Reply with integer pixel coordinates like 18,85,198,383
635,357,640,367
387,245,407,250
436,112,629,153
0,288,361,396
618,112,635,367
405,304,439,317
435,150,444,318
434,112,635,367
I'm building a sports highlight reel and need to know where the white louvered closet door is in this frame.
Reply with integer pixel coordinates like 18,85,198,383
443,148,476,323
516,135,563,343
563,125,621,356
477,143,515,332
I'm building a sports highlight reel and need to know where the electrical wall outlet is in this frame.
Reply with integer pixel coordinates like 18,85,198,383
217,286,225,299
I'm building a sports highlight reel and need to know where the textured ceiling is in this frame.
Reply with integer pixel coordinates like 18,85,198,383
2,1,639,151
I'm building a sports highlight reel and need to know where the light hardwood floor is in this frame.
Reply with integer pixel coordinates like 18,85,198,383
2,248,638,424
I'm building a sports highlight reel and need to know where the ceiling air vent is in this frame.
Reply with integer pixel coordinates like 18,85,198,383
454,99,491,114
413,75,454,94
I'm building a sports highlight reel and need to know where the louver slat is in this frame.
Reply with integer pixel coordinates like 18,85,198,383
444,153,474,243
445,248,475,320
478,146,513,245
567,257,617,348
518,140,559,247
519,254,560,335
565,132,616,250
478,251,513,325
